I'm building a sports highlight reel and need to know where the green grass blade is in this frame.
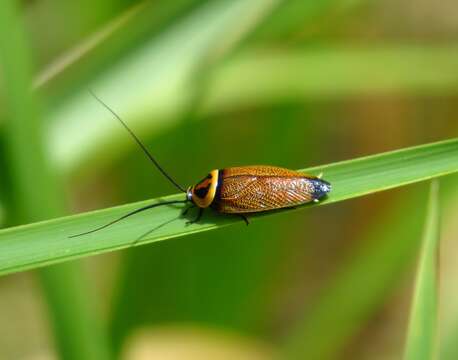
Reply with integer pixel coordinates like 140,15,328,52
404,180,441,360
249,0,364,40
438,197,458,360
0,202,5,227
0,1,111,359
0,138,456,276
203,45,458,112
33,1,146,88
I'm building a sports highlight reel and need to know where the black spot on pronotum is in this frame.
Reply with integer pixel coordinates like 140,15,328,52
193,173,214,199
194,184,211,199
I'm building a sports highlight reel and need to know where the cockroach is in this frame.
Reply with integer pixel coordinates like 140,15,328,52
70,93,331,238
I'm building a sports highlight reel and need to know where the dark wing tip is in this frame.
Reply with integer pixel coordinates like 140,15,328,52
310,179,332,200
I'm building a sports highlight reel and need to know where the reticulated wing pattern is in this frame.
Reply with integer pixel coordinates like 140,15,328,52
223,165,309,178
218,175,315,213
218,175,258,199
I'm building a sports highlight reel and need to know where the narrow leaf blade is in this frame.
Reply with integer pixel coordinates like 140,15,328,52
404,180,441,360
0,138,456,276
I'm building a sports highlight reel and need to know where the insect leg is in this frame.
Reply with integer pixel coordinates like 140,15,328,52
182,204,196,216
238,214,249,226
186,207,204,225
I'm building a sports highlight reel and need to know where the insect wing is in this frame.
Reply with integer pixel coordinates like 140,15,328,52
216,168,317,213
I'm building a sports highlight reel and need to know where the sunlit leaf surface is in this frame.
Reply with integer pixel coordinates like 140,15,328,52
0,138,456,276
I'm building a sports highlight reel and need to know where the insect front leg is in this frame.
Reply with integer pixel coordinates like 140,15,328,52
182,204,196,216
186,207,204,225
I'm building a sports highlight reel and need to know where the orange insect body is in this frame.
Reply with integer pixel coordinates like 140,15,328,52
187,165,331,214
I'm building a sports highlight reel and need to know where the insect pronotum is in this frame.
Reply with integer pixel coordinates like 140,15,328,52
70,92,331,238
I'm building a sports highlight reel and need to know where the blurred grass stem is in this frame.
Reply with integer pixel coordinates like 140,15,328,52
0,1,111,359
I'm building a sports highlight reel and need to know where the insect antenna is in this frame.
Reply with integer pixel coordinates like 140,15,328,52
69,200,187,238
89,90,186,193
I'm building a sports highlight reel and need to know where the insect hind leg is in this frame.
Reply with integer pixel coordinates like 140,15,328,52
238,214,249,226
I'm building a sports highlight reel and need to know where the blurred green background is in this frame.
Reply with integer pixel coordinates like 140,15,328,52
0,0,457,359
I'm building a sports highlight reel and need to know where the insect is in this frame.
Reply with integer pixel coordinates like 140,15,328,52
71,93,331,238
